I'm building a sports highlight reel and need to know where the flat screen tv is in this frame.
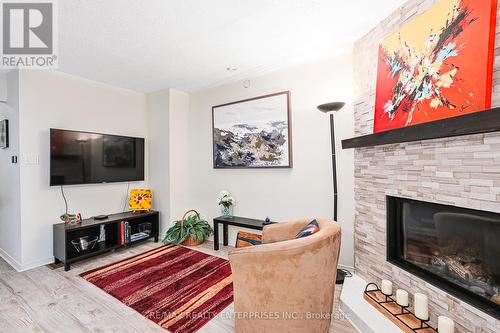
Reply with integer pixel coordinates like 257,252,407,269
50,129,145,186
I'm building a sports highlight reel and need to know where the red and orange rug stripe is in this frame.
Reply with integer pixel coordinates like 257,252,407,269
81,244,233,333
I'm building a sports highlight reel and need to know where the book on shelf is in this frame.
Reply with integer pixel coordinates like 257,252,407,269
130,232,150,242
99,224,106,242
124,221,131,244
120,221,125,245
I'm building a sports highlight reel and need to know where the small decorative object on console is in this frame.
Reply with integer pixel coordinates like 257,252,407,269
163,209,213,246
217,190,235,217
128,189,153,211
263,216,277,225
71,236,98,253
60,213,82,226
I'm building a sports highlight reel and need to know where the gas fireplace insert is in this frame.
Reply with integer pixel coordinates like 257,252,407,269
387,196,500,319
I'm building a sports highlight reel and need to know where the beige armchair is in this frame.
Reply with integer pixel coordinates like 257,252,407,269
228,218,342,333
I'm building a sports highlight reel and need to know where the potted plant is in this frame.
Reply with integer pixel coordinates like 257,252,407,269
163,210,213,246
217,190,235,217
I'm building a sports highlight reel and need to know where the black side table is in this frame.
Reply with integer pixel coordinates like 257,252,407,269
213,216,264,250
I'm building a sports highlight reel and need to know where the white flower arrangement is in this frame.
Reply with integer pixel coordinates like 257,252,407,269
217,190,235,208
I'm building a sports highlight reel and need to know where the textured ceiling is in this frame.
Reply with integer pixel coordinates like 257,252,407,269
58,0,406,93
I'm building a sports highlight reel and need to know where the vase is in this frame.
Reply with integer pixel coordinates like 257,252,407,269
221,205,233,218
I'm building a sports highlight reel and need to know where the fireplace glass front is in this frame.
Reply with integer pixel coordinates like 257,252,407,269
387,196,500,318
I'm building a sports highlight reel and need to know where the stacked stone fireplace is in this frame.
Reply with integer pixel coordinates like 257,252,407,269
353,1,500,332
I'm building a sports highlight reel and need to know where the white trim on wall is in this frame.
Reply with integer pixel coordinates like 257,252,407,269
0,247,53,272
0,247,23,271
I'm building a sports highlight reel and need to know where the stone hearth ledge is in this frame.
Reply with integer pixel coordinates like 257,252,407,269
340,274,402,333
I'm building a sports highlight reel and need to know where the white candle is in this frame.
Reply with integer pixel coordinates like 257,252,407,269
396,289,409,307
381,280,393,296
414,293,429,320
438,316,455,333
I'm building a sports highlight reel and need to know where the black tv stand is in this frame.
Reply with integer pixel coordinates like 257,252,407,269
53,210,159,271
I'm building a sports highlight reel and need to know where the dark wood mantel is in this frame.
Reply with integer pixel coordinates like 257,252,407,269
342,107,500,149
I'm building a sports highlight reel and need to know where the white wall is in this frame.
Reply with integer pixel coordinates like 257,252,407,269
17,70,148,269
0,71,22,267
182,54,355,267
168,89,190,222
147,89,170,233
147,88,191,232
334,102,355,268
0,73,7,102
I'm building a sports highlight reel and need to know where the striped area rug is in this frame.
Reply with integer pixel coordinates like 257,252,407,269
81,244,233,333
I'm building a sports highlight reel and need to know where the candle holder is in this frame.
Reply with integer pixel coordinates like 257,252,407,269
418,318,430,329
382,292,393,302
364,283,437,333
399,304,410,315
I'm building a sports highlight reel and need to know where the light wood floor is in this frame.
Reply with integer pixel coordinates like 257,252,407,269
0,241,357,333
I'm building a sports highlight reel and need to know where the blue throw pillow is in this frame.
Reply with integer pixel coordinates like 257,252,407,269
295,219,320,238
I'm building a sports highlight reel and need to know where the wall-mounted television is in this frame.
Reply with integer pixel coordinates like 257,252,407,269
50,129,145,186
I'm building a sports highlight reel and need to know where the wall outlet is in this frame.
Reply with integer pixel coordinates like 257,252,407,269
11,156,17,163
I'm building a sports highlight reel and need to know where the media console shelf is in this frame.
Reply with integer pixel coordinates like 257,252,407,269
53,210,159,271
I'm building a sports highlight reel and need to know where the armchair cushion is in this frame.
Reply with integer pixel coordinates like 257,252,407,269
295,219,320,238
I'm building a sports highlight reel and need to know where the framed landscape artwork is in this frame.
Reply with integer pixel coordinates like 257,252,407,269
373,0,498,133
212,91,292,169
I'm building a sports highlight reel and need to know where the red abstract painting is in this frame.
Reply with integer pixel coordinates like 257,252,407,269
373,0,497,133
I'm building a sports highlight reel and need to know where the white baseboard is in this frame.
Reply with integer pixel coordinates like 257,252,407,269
0,247,23,271
18,257,54,272
0,247,53,272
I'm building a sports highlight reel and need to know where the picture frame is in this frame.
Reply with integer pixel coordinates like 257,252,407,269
212,91,292,169
0,119,8,149
373,0,497,133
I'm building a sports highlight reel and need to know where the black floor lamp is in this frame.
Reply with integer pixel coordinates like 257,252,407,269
317,101,348,284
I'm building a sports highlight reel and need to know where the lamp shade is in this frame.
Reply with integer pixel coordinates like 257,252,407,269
317,102,345,113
